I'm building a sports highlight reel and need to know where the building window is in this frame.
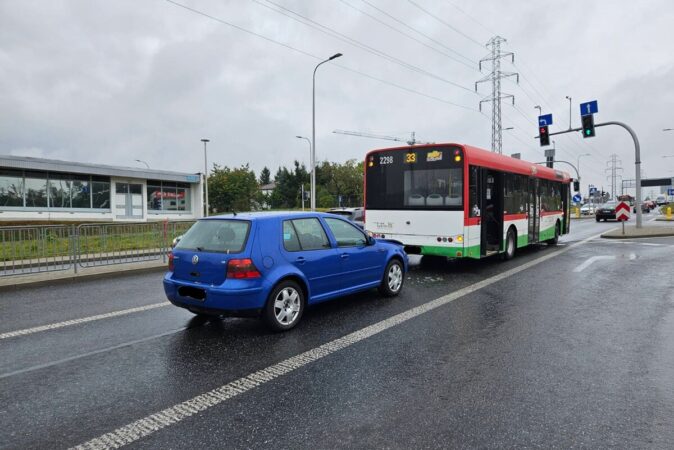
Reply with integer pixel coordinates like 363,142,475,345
147,180,191,213
0,169,24,207
49,174,71,208
24,171,48,208
71,175,91,208
91,176,111,209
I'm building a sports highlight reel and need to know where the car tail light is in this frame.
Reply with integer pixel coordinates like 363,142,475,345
168,251,175,271
226,258,261,279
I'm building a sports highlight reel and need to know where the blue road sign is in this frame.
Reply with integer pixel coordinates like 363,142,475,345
668,188,674,196
589,187,598,194
580,100,598,116
573,194,582,202
185,175,200,183
538,114,553,126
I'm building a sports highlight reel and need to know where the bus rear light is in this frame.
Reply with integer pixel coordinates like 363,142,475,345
456,235,464,243
447,237,453,243
226,259,261,279
454,155,461,162
437,237,442,242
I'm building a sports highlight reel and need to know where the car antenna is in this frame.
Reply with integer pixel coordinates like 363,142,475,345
229,208,237,216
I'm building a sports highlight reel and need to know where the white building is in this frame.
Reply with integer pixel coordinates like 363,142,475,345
0,155,203,222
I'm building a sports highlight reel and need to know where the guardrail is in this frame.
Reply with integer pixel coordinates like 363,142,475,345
0,221,194,277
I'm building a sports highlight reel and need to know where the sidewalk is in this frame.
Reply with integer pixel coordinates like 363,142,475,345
601,221,674,239
0,259,166,290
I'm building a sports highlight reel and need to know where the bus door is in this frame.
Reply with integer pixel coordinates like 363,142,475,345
480,169,503,256
528,178,539,243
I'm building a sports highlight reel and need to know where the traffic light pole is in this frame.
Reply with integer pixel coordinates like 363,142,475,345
535,121,642,228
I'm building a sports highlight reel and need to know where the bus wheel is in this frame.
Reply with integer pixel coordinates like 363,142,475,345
503,228,516,261
548,222,560,245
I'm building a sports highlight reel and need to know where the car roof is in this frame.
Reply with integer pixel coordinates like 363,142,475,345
201,211,349,222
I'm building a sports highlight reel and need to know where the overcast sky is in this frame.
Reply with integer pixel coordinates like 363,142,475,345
1,0,673,197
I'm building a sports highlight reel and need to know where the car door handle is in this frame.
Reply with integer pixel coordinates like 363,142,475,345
340,253,349,259
296,257,306,265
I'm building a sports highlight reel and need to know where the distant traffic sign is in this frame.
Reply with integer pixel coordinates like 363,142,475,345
615,201,630,221
573,194,582,203
580,100,598,116
538,114,553,126
668,188,674,196
589,187,598,194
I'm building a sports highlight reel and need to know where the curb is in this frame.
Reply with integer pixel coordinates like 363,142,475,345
0,263,166,292
601,231,674,239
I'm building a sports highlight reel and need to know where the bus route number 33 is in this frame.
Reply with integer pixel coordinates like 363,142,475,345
405,153,417,163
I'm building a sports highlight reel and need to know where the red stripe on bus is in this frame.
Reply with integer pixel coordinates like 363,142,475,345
465,217,480,226
504,213,527,220
540,210,563,216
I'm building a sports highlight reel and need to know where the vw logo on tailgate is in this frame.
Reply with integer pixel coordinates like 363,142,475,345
192,255,199,265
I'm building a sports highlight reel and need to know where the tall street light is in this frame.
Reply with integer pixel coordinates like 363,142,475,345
296,136,312,211
312,52,343,211
134,159,149,169
201,139,210,217
565,96,572,130
577,153,591,181
534,105,542,117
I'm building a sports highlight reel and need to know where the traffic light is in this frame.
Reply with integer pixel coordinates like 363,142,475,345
573,180,580,191
539,126,550,146
581,114,595,138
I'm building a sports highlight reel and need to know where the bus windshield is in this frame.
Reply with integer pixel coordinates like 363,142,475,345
366,146,464,210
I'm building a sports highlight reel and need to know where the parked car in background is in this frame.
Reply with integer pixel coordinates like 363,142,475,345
655,195,667,206
596,201,619,221
164,212,407,331
643,200,657,210
327,207,364,228
580,204,595,215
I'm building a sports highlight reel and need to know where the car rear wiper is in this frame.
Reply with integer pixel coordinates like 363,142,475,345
196,247,204,252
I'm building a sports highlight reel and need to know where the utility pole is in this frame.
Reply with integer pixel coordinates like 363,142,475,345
475,36,519,154
605,154,623,200
201,138,210,217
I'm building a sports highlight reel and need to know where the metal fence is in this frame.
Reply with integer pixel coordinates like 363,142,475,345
0,221,194,277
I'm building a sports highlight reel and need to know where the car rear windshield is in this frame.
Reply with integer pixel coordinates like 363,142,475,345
176,219,250,253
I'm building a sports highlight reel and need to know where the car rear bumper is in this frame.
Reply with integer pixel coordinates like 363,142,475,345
163,274,267,314
596,213,616,220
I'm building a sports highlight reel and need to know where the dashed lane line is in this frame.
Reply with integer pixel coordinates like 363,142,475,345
71,232,603,450
0,302,170,340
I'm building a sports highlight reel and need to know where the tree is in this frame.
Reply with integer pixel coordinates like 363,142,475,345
259,166,271,185
270,160,309,208
208,164,259,213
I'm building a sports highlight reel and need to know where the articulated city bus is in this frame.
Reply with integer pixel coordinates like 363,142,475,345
364,143,572,260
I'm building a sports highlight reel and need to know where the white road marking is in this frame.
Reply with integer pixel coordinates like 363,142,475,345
573,255,616,272
629,253,637,260
639,243,662,246
0,302,170,340
72,232,603,450
0,327,186,380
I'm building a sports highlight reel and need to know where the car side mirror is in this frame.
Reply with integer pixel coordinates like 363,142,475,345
367,236,376,246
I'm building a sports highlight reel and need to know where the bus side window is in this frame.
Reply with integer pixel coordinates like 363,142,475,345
469,166,479,217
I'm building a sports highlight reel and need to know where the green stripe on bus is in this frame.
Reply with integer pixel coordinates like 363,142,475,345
419,244,481,259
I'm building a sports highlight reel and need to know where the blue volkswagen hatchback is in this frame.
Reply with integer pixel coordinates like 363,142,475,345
164,212,408,331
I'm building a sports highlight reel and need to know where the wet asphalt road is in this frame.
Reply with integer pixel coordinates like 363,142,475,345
1,219,674,449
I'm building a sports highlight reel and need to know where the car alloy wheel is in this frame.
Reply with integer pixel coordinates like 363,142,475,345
273,287,301,326
387,263,403,293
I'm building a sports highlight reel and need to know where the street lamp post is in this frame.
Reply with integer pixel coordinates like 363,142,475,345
201,139,210,217
534,105,542,118
565,96,572,130
296,135,312,211
312,52,343,211
576,153,591,185
134,159,150,169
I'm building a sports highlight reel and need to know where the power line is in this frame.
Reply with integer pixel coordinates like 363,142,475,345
255,0,479,94
407,0,485,49
337,0,476,70
359,0,477,66
443,0,495,37
165,0,479,112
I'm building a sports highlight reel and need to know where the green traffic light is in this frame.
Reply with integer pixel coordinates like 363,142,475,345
585,129,591,135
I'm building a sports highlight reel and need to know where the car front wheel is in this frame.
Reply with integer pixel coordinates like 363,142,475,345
263,280,305,331
378,258,404,297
